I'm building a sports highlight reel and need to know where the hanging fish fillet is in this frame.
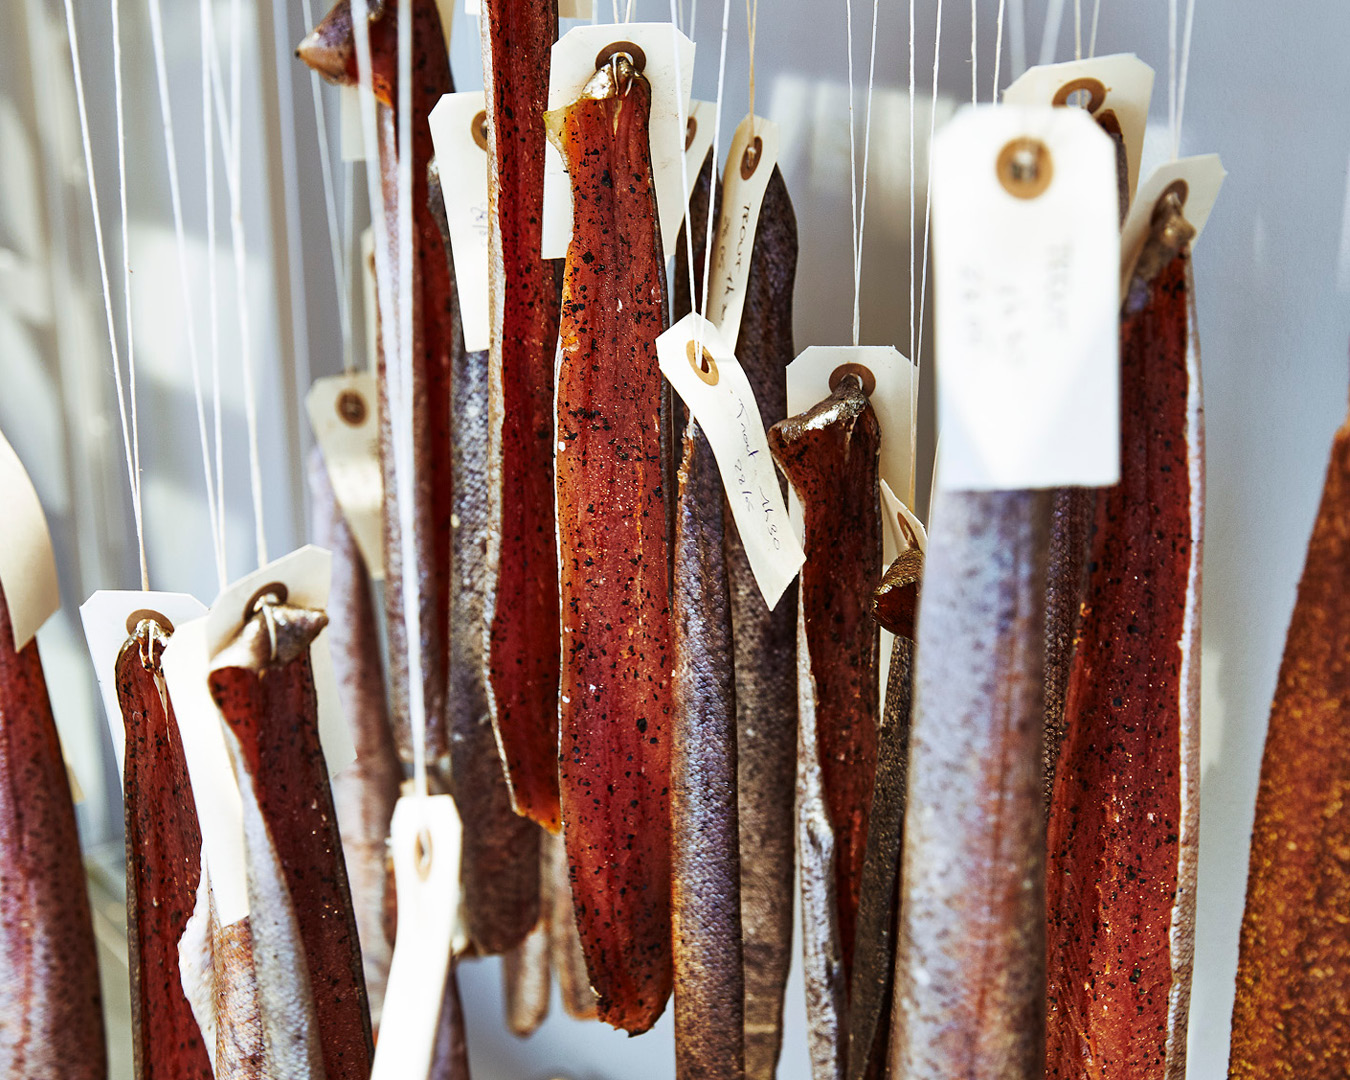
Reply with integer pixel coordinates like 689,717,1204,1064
480,0,565,832
847,551,921,1080
208,900,266,1075
0,584,106,1080
890,489,1052,1079
1228,373,1350,1078
546,830,599,1021
502,913,551,1038
431,964,472,1079
429,162,541,956
546,57,674,1035
671,414,745,1079
769,380,882,985
1045,193,1202,1080
116,618,213,1079
210,599,372,1080
308,449,402,1023
299,0,456,762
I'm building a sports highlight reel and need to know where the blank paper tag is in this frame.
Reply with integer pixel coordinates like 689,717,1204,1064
932,105,1119,493
657,313,805,610
434,0,456,47
79,590,208,779
361,226,377,370
1121,154,1226,296
706,115,779,345
1002,53,1154,205
880,480,927,556
428,91,491,353
0,427,58,650
306,374,385,579
340,86,366,162
542,24,695,260
162,616,249,924
204,547,357,777
683,99,716,181
369,794,463,1080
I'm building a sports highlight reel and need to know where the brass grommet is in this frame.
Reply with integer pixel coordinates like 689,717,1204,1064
125,609,174,636
595,41,647,74
336,389,368,426
685,114,697,150
244,582,289,622
1051,76,1108,114
471,109,489,151
829,363,876,398
687,340,719,386
997,137,1054,200
740,135,764,180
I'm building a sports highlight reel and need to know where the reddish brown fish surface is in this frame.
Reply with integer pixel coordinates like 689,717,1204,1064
547,59,673,1035
1045,195,1202,1080
0,584,106,1079
429,163,541,956
309,448,402,1023
769,380,882,986
1041,487,1092,806
1228,381,1350,1078
299,0,456,761
890,489,1051,1079
480,0,564,832
210,602,372,1080
117,619,213,1079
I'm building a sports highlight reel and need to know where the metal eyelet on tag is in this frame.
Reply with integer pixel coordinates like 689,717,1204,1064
1052,76,1107,113
687,340,719,386
1153,179,1190,218
244,583,288,623
685,114,697,150
471,109,489,151
740,135,763,179
336,388,367,426
595,41,646,73
125,608,175,636
829,362,876,398
997,137,1054,200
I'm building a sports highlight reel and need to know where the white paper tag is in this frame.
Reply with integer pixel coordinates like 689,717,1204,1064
683,99,716,183
340,86,366,162
428,91,491,353
204,547,357,778
434,0,456,48
307,374,385,579
162,616,250,924
0,427,58,650
706,115,780,345
1120,154,1226,297
542,24,695,260
560,0,593,15
79,591,209,779
361,226,377,371
1002,53,1154,206
369,794,463,1080
880,480,927,557
932,105,1119,493
657,313,805,610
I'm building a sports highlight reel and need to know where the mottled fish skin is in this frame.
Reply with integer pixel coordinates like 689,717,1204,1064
308,448,402,1024
502,910,551,1038
547,63,674,1036
208,904,266,1078
546,829,599,1021
672,417,745,1080
210,605,373,1080
890,489,1052,1080
0,582,106,1080
116,621,213,1079
1045,199,1202,1080
480,0,564,832
1041,487,1092,807
300,0,456,762
724,165,800,1080
1228,380,1350,1079
847,553,922,1080
429,163,541,956
768,381,882,987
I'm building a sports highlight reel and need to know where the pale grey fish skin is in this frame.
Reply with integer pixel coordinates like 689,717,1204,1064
797,605,845,1080
429,161,541,956
210,906,267,1078
724,165,798,1080
672,418,745,1080
846,636,913,1080
1041,486,1092,807
308,447,402,1026
545,830,598,1020
890,489,1052,1080
502,824,552,1039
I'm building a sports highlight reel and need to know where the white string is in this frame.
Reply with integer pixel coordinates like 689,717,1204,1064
1008,0,1026,79
201,0,227,570
1167,0,1177,160
970,0,977,105
670,1,699,318
1089,0,1102,57
993,0,1006,101
148,0,227,592
1074,0,1081,60
912,0,942,501
698,0,733,324
844,0,858,338
110,0,150,591
1174,0,1196,160
908,0,915,378
342,162,356,371
844,0,881,345
61,0,146,591
300,0,355,374
1039,0,1064,66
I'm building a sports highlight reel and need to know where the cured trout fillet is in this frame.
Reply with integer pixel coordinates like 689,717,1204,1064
1045,193,1202,1080
0,584,106,1079
299,0,455,761
546,57,674,1035
210,599,372,1080
769,380,882,985
480,0,564,831
117,618,213,1079
429,163,540,956
1228,376,1350,1078
890,489,1052,1079
309,449,402,1023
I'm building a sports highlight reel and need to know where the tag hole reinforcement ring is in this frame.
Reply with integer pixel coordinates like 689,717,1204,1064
244,582,289,622
997,137,1054,200
125,608,175,636
829,363,876,398
471,109,489,151
414,826,434,881
595,41,646,74
1153,179,1191,222
687,340,719,386
740,136,764,180
1052,76,1108,114
336,388,368,427
896,513,920,552
685,114,697,150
